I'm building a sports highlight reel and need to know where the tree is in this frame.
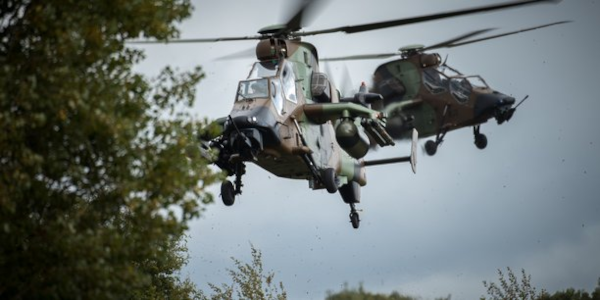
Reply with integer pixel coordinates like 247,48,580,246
199,245,287,300
0,0,219,298
481,268,541,300
538,278,600,300
325,282,437,300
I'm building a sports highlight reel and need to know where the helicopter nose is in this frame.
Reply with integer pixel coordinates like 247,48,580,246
475,92,505,115
224,107,281,154
494,95,516,124
474,92,516,124
498,95,516,106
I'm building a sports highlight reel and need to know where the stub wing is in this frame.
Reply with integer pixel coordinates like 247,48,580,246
303,102,384,124
303,102,395,148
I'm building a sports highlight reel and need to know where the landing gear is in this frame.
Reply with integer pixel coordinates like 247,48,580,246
220,162,246,206
473,126,488,150
339,181,360,204
349,204,360,229
221,180,235,206
339,182,361,229
424,140,437,156
322,168,338,193
425,128,447,156
475,134,487,149
425,105,449,156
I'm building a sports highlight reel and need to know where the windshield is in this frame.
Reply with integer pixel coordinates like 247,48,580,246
431,64,489,103
465,75,488,89
237,79,269,101
280,61,297,103
449,77,471,104
423,68,448,94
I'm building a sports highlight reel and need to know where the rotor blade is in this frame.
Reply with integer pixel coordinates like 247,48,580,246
127,35,264,44
440,20,571,48
322,60,336,86
283,0,324,32
423,28,494,51
215,46,256,60
321,52,399,62
297,0,561,37
321,19,566,62
341,64,355,97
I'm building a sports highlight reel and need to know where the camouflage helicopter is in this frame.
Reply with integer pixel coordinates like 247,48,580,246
133,0,562,228
322,21,569,156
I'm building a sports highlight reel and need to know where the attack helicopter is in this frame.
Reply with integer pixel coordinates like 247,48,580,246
202,39,418,229
322,21,569,156
132,0,562,228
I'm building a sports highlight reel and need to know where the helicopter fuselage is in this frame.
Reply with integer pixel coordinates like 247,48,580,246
217,53,366,190
373,53,516,140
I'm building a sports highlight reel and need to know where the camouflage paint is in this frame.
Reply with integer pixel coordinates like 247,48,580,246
369,51,518,145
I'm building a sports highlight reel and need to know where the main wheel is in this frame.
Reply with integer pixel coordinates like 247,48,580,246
474,133,488,150
221,180,235,206
425,140,437,156
350,212,360,229
322,168,338,193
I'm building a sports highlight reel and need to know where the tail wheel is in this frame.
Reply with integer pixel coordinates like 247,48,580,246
350,212,360,229
425,140,437,156
475,133,488,149
221,180,235,206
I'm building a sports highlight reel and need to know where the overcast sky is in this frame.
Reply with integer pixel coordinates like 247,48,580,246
134,0,600,299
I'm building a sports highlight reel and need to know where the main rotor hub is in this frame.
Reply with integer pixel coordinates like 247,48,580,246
258,24,290,35
399,44,425,57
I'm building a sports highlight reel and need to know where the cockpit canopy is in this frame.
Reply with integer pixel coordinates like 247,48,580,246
237,79,269,101
235,60,299,114
422,64,489,103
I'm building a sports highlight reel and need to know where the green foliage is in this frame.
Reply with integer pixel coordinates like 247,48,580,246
538,278,600,300
482,268,600,300
200,245,287,300
1,0,219,299
481,267,541,300
325,282,423,300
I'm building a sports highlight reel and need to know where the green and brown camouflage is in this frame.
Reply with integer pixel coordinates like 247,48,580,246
142,0,562,228
322,19,569,156
218,39,395,183
206,36,416,228
370,46,517,155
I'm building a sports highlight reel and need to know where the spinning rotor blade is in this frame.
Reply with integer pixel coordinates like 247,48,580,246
131,0,559,44
215,46,256,60
130,0,326,44
340,64,356,96
423,28,494,51
434,20,571,49
297,0,561,37
322,20,569,62
128,35,264,44
322,29,494,61
321,52,399,62
283,0,324,33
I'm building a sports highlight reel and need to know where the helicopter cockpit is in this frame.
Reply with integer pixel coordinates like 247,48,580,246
237,79,269,100
422,65,490,104
236,60,299,114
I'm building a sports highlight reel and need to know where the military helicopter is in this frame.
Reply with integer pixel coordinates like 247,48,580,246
132,0,562,228
322,21,569,156
202,44,418,229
